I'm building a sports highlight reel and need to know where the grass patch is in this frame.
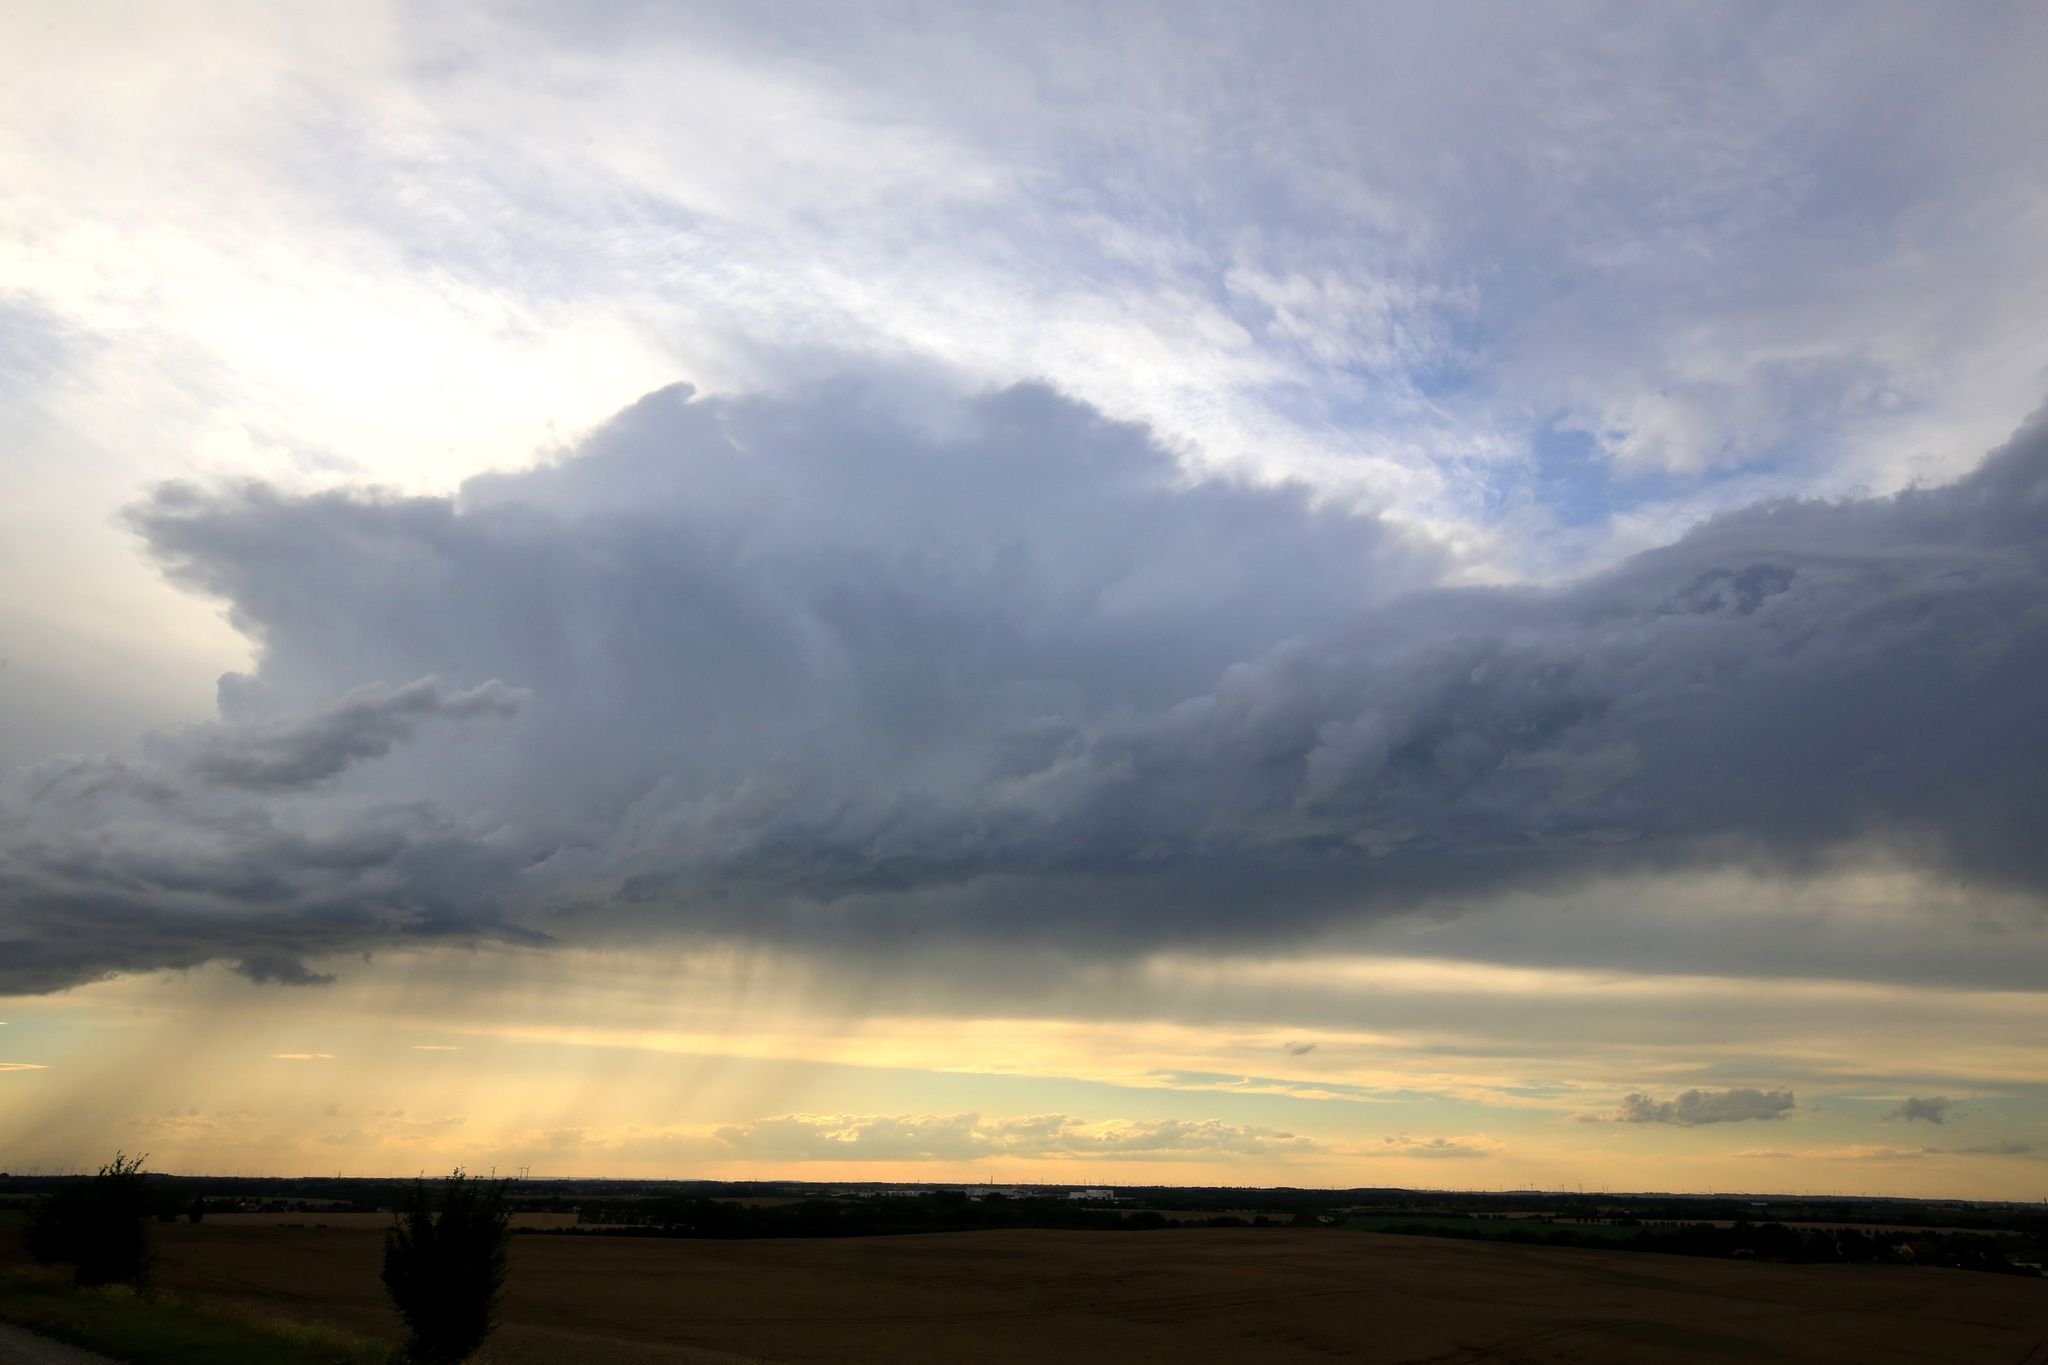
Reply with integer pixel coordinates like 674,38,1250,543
0,1266,394,1364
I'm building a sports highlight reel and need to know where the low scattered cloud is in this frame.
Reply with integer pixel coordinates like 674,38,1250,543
1737,1144,1934,1162
270,1052,334,1061
0,1062,47,1072
1884,1096,1953,1125
1284,1042,1317,1056
1953,1142,2037,1158
1375,1134,1502,1159
1739,1141,2038,1161
132,1109,253,1141
411,1045,461,1052
1598,1088,1796,1126
590,1112,1325,1164
321,1111,465,1149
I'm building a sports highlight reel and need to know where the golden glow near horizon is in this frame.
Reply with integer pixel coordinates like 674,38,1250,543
6,915,2046,1198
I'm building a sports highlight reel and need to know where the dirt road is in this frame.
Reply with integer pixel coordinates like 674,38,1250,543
0,1324,115,1365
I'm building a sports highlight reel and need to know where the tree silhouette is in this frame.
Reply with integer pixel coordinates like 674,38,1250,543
381,1169,510,1363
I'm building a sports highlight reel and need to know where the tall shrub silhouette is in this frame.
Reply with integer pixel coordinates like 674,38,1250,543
25,1151,155,1287
381,1169,510,1363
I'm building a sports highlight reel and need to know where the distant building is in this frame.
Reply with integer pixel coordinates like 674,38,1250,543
1066,1188,1115,1202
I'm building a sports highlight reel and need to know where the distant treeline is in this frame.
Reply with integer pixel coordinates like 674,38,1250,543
529,1192,1286,1240
514,1194,2047,1278
5,1172,2043,1275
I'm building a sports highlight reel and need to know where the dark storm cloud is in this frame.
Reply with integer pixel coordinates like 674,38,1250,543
185,677,526,789
1884,1096,1953,1125
5,378,2048,991
0,749,546,992
233,953,337,986
1602,1089,1796,1126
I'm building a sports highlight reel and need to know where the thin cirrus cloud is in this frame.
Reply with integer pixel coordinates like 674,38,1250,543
7,3,2048,624
0,379,2045,993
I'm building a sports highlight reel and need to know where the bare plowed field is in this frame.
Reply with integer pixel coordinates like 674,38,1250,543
14,1225,2048,1362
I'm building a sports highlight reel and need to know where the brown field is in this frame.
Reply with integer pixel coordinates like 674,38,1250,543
194,1211,581,1231
9,1223,2048,1362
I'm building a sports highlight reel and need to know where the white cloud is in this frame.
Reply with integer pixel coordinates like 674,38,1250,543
8,2,2047,634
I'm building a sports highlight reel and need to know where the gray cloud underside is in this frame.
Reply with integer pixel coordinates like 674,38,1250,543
1954,1142,2035,1157
183,677,526,790
1605,1088,1797,1126
4,378,2048,991
1885,1096,1953,1125
1,682,539,992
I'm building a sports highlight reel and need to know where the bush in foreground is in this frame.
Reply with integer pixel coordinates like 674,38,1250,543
381,1169,510,1364
25,1152,155,1288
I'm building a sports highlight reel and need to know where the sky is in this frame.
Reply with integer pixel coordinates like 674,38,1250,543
3,0,2048,1198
